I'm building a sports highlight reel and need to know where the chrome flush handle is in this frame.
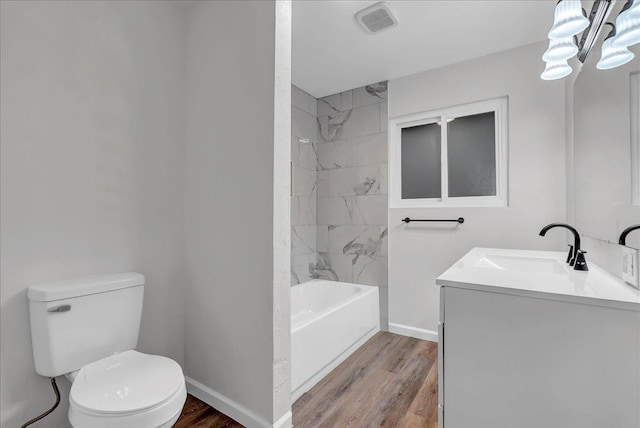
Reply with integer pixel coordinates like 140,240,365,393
47,305,71,313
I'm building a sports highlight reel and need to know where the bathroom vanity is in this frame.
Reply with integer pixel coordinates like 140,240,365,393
436,248,640,428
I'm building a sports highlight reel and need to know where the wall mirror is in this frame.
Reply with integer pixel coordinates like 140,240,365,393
573,39,640,249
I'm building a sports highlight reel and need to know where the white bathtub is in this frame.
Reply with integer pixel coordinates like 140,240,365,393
291,279,380,402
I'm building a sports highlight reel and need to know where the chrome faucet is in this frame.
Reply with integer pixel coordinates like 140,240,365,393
619,224,640,246
539,223,588,271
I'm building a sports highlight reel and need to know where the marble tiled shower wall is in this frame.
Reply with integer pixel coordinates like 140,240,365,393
291,82,389,328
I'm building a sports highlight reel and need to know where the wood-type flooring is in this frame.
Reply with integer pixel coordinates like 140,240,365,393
175,332,438,428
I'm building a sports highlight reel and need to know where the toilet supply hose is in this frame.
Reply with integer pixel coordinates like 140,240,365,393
21,377,60,428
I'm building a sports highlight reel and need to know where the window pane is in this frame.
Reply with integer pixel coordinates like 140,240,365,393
447,112,496,197
401,123,441,199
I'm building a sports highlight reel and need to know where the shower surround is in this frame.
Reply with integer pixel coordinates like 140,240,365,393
291,82,388,327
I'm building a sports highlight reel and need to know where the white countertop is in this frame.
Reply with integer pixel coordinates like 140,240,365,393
436,247,640,312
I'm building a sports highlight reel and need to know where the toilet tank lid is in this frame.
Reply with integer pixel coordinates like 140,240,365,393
28,272,145,302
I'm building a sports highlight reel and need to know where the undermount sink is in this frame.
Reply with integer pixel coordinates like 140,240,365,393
474,254,568,275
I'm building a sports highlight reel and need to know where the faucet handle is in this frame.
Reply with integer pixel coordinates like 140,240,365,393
566,244,574,264
574,250,589,271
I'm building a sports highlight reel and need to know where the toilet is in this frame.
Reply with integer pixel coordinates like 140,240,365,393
28,273,186,428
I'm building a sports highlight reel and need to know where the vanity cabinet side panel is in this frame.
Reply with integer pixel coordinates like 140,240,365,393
442,286,640,428
438,286,445,427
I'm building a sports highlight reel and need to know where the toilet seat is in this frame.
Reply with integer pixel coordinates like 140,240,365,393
68,350,186,428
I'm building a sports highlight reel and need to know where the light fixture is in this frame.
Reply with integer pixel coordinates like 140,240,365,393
548,0,590,39
597,24,635,69
612,0,640,48
541,60,573,80
542,36,579,62
541,1,636,80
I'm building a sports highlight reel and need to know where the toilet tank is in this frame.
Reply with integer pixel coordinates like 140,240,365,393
28,273,145,377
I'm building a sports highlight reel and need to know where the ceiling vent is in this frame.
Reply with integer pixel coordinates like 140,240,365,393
355,2,398,35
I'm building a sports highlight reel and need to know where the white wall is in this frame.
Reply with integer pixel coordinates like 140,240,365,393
272,1,293,421
184,1,291,426
388,42,567,337
0,2,187,426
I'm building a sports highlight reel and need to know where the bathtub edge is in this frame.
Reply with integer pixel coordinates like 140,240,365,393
291,284,378,333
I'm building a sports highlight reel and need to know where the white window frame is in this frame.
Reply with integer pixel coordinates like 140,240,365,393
389,97,508,208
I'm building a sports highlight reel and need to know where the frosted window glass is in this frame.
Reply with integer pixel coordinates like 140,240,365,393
447,112,496,197
401,123,441,199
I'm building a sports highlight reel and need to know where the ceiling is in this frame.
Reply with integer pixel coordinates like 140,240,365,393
292,0,557,98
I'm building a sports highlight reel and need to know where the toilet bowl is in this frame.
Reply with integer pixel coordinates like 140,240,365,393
68,350,186,428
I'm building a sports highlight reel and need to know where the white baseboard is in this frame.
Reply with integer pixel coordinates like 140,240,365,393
291,326,379,403
388,322,438,342
185,376,292,428
273,410,292,428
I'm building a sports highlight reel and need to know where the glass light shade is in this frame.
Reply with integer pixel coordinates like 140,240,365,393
612,0,640,47
541,60,573,80
548,0,590,39
542,37,579,61
597,36,635,69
